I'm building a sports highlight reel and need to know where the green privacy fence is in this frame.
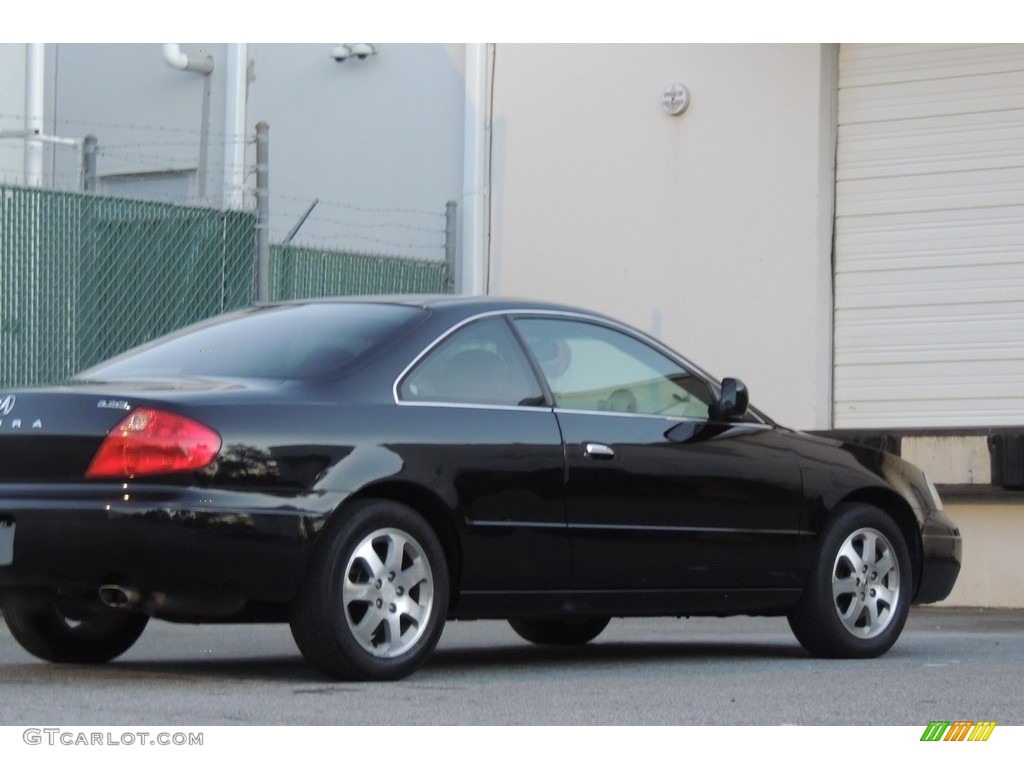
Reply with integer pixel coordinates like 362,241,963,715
0,185,451,388
0,186,255,387
270,244,451,300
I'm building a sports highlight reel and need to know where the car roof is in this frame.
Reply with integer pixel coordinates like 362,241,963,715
269,294,609,320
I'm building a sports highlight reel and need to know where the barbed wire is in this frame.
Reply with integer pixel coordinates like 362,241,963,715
1,188,447,258
269,209,444,235
281,233,446,253
1,121,454,256
274,193,443,219
0,112,247,144
0,171,450,220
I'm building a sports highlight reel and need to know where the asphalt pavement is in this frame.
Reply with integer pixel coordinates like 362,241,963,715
1,606,1022,725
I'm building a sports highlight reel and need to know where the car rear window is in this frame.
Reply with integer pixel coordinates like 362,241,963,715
78,303,424,381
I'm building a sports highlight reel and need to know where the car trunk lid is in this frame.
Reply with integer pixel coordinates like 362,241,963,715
0,390,139,481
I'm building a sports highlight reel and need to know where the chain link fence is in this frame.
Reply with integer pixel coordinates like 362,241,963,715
1,185,452,388
270,244,450,301
1,186,255,387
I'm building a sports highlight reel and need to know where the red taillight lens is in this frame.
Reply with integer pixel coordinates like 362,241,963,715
85,408,221,478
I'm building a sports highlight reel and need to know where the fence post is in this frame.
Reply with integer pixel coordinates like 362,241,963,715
445,200,457,293
81,135,97,192
255,121,270,302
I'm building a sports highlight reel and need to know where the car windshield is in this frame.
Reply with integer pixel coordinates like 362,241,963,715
77,303,424,381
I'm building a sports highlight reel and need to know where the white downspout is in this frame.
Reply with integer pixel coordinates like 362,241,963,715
162,43,213,75
223,43,247,209
24,43,45,187
162,44,214,202
460,43,492,295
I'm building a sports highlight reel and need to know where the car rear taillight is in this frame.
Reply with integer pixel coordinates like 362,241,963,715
85,408,221,478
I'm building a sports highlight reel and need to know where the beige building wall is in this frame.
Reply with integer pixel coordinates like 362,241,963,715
488,43,837,430
942,499,1024,608
905,438,1024,608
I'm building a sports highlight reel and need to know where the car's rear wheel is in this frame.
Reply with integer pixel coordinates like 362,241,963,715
788,503,911,658
509,617,610,646
1,602,148,663
290,499,449,681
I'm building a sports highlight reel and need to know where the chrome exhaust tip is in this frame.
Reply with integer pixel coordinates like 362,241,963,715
98,584,140,608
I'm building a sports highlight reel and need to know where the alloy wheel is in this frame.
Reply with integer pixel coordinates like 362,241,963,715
342,527,435,658
830,527,901,640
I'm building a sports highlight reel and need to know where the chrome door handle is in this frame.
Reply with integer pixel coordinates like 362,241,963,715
584,442,615,459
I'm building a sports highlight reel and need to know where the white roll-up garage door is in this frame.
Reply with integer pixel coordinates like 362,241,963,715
834,44,1024,428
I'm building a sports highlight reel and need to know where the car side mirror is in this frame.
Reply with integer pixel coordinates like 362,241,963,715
713,378,749,422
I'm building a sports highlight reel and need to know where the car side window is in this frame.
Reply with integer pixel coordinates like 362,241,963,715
399,317,545,407
514,318,713,419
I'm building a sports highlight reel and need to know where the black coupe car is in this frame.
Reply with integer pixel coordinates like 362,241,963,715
0,296,961,680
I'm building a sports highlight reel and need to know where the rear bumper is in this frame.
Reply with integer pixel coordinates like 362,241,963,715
0,483,344,614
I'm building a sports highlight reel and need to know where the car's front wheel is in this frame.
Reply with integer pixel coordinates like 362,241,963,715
290,499,449,681
1,601,148,663
509,617,610,646
788,503,912,658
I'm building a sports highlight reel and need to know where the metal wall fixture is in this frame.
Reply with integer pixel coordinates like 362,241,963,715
331,44,380,62
662,83,691,116
162,43,214,74
161,44,214,201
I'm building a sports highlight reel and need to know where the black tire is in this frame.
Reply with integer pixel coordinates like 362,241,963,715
788,503,912,658
1,602,148,663
290,499,449,681
509,616,610,646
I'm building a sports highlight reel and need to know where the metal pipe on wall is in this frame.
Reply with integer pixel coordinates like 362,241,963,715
223,44,248,209
162,44,213,75
460,43,492,296
161,45,214,202
24,43,45,187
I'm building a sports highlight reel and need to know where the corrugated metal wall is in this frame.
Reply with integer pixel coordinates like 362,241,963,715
834,44,1024,428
